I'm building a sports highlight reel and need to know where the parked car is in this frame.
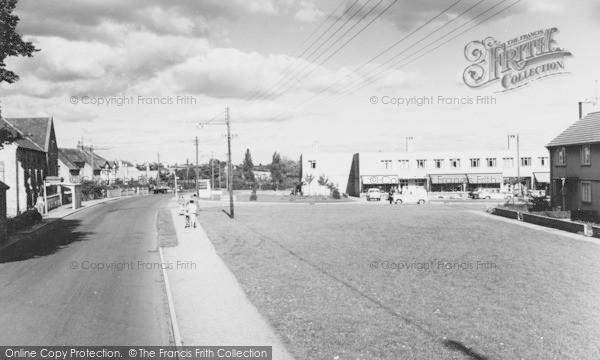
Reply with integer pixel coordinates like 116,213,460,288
527,189,546,197
393,188,429,204
479,189,513,200
366,188,382,201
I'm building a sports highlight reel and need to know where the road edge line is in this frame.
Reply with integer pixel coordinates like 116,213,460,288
159,246,183,347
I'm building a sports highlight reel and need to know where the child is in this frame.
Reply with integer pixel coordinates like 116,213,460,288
185,199,198,228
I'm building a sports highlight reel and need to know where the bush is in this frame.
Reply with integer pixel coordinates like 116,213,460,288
528,196,551,212
571,210,600,224
332,189,341,199
249,189,258,201
7,209,42,234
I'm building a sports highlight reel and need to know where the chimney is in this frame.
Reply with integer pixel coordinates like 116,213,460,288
579,102,583,119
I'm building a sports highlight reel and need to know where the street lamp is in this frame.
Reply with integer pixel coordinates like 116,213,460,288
508,134,520,196
405,137,413,152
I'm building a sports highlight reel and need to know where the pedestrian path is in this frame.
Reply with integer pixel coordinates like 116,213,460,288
161,200,295,359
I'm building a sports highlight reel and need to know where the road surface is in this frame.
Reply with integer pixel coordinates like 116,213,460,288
0,194,174,345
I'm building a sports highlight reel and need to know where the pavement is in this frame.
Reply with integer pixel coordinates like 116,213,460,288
161,199,295,359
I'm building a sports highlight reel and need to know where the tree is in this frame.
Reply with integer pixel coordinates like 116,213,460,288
270,151,284,190
303,173,315,196
1,0,40,84
242,148,255,189
0,124,23,148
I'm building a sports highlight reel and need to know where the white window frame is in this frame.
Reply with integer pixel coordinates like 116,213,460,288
581,181,592,203
581,145,591,165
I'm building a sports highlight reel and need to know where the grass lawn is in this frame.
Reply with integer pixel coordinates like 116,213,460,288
197,203,600,360
233,194,355,203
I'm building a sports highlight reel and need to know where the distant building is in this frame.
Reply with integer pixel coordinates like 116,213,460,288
547,111,600,213
301,148,550,196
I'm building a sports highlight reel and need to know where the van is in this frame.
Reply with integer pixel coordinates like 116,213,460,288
392,188,429,204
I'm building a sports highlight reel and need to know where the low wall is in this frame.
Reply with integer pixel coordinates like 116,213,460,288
593,226,600,239
521,213,585,234
492,207,520,220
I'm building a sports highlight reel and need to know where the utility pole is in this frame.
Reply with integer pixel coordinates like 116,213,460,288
157,153,160,185
195,136,199,197
226,107,234,219
516,133,521,197
211,151,215,189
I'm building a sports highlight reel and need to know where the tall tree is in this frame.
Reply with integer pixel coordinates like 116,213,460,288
270,151,283,190
0,0,40,84
242,148,255,188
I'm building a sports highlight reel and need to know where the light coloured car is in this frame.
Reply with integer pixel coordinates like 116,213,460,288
393,188,429,204
480,189,513,200
366,188,382,201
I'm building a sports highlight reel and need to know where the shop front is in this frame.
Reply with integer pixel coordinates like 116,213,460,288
361,175,428,193
429,173,503,192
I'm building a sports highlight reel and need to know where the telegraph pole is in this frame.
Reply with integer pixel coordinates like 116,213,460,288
211,151,215,189
156,153,160,185
195,136,199,197
226,107,234,219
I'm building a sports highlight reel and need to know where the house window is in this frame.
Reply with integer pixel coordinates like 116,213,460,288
581,145,591,165
381,160,392,170
450,159,460,168
557,147,566,165
416,159,426,169
486,158,497,167
470,158,480,168
503,157,514,168
521,157,532,166
398,160,409,170
538,157,548,166
434,159,443,168
581,181,592,203
308,160,317,169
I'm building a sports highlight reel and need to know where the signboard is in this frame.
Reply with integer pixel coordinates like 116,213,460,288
361,175,399,184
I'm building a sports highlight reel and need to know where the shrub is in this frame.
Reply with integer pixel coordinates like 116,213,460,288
7,209,42,234
249,189,258,201
528,196,551,212
332,189,341,199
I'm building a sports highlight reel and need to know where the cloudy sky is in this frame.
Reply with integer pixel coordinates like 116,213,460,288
1,0,599,165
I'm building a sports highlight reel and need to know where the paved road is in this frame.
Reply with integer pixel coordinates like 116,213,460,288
0,194,174,345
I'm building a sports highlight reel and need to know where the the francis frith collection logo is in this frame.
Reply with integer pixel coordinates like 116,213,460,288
463,28,572,92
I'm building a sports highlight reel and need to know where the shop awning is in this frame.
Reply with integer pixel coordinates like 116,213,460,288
466,173,503,184
361,175,399,184
533,172,550,183
429,174,468,184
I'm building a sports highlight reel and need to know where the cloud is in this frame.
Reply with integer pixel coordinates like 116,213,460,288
295,1,326,22
13,0,282,41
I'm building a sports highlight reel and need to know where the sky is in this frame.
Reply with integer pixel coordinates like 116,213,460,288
1,0,599,165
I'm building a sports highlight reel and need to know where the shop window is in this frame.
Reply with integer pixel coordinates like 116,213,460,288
470,158,480,168
581,145,591,165
582,181,592,203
